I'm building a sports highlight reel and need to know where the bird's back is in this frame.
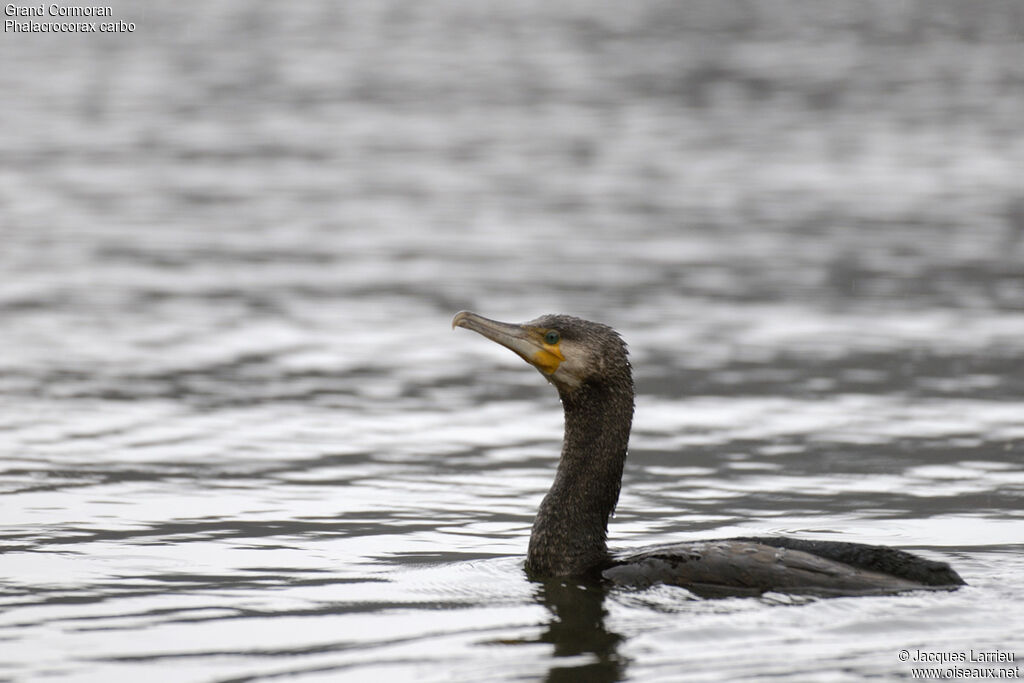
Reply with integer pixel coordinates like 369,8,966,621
605,539,963,597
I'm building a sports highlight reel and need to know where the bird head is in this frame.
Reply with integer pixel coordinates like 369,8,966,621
452,311,630,395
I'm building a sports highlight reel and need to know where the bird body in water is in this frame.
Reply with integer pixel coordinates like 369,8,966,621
452,311,964,597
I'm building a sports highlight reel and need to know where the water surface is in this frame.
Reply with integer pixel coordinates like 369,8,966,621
2,1,1023,681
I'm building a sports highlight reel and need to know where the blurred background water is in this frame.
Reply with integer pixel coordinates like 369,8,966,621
1,1,1023,681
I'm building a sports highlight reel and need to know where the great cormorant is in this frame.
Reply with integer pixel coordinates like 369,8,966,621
453,310,964,597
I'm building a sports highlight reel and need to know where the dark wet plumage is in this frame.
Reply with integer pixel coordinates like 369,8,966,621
453,311,965,596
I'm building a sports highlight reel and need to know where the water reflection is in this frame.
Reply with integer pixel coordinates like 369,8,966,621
533,578,625,683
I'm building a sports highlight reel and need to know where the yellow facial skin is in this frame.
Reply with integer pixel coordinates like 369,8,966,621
530,334,565,375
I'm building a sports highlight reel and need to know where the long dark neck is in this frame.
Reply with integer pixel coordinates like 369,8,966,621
526,379,634,577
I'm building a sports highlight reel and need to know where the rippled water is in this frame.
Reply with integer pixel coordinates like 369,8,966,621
2,1,1023,681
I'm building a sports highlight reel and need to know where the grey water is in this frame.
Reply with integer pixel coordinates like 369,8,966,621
2,1,1023,681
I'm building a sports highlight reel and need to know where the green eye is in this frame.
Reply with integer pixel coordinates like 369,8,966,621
544,330,560,345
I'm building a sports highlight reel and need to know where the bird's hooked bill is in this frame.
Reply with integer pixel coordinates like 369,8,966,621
452,310,565,375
